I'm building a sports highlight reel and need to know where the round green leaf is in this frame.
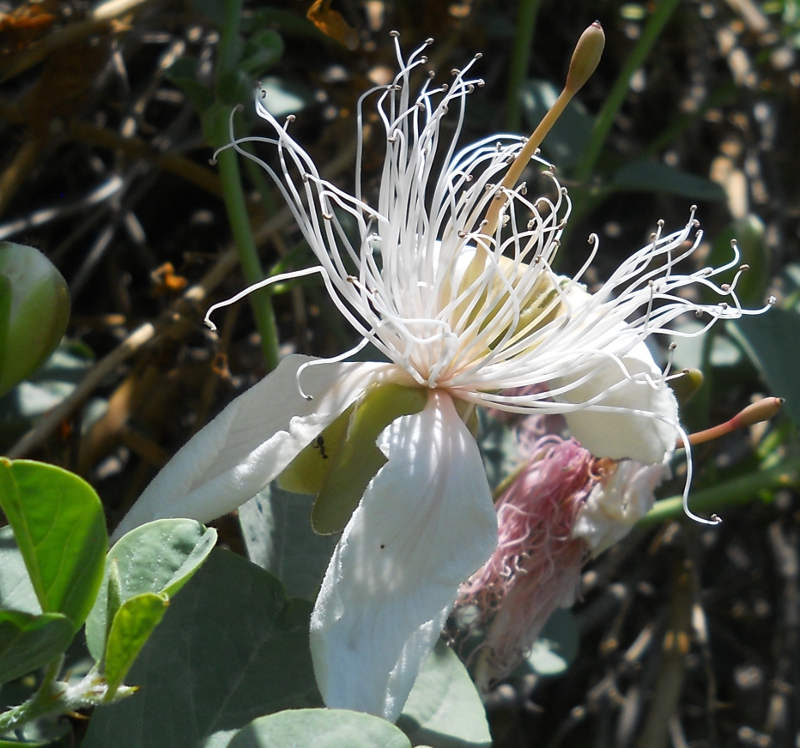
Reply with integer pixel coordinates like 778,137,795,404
397,640,491,747
0,460,106,630
82,550,321,748
0,243,70,397
228,709,411,748
85,518,216,662
0,610,73,684
103,593,169,701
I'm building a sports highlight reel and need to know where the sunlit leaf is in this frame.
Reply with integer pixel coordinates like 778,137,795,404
103,593,169,701
85,518,216,662
0,243,70,397
0,460,106,630
228,709,411,748
397,639,492,748
82,550,321,748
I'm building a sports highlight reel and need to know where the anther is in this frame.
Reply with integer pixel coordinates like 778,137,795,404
425,37,434,45
475,52,483,59
390,30,400,37
721,283,730,292
420,56,428,64
657,219,664,228
208,158,217,166
457,230,467,238
286,114,296,123
690,204,698,212
740,263,750,271
451,68,460,76
253,80,262,89
768,295,777,305
477,79,485,87
323,213,333,220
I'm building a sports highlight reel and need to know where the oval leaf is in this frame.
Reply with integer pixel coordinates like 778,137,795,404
0,460,106,630
0,610,73,684
103,593,169,701
82,550,321,748
229,709,411,748
85,518,216,662
0,242,70,397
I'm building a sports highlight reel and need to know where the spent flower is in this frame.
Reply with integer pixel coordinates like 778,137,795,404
114,28,769,721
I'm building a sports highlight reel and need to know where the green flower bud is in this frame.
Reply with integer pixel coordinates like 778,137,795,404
565,21,605,95
0,242,70,397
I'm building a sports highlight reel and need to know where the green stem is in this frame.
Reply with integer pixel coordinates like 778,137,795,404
504,0,540,133
209,0,280,371
215,137,280,371
574,0,682,187
639,457,800,527
0,657,64,733
0,661,137,733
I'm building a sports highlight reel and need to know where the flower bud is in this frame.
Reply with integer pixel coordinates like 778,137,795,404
0,242,70,397
565,21,605,95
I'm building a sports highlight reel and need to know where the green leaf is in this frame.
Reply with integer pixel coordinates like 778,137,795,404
731,309,800,423
103,593,169,701
239,485,338,601
82,550,321,748
609,160,727,201
85,518,216,662
240,30,284,75
228,709,412,748
216,69,252,106
0,460,106,630
0,526,39,614
165,57,214,114
0,610,73,684
397,640,491,748
0,243,70,397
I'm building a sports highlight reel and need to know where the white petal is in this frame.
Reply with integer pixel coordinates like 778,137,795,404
310,390,497,722
572,459,668,554
558,342,679,464
112,356,411,541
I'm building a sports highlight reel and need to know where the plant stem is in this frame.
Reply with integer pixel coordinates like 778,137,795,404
504,0,539,133
210,0,280,371
0,657,64,733
639,457,800,527
574,0,682,187
214,135,280,371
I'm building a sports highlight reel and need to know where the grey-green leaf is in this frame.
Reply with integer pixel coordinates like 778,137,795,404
239,485,338,601
397,640,491,748
85,518,216,662
228,709,412,748
82,550,321,748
